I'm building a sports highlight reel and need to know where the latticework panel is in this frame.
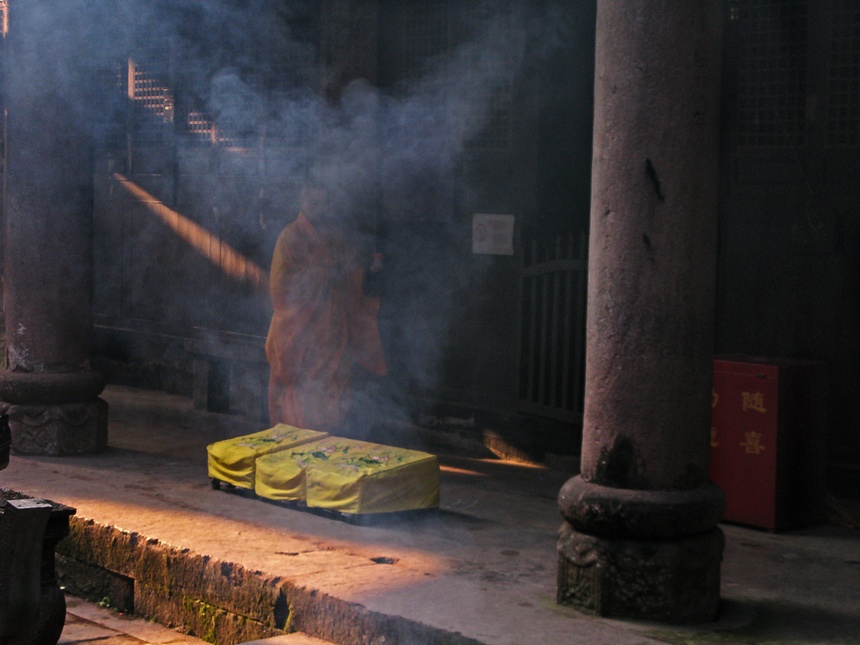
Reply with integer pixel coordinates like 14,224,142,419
397,0,512,152
734,0,809,148
826,0,860,147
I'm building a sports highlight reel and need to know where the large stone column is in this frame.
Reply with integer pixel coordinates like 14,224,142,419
0,1,107,455
557,1,725,622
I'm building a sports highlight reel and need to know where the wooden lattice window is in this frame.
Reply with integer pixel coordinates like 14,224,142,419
127,38,175,148
402,0,451,66
398,0,512,152
94,63,130,151
826,0,860,148
455,0,512,151
733,0,809,148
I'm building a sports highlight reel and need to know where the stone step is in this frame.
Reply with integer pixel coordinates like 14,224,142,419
57,514,478,645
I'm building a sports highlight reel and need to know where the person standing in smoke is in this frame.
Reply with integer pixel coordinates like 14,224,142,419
265,172,387,431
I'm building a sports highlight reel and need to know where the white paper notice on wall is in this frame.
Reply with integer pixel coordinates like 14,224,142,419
472,213,515,255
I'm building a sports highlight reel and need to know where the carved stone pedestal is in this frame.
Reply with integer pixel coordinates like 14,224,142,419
0,372,107,457
557,476,725,623
558,523,724,623
4,401,108,456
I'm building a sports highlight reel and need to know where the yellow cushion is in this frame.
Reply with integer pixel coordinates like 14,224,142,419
207,425,327,488
255,437,439,514
253,443,320,502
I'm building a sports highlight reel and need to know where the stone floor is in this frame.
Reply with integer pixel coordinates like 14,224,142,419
60,593,210,644
3,385,859,645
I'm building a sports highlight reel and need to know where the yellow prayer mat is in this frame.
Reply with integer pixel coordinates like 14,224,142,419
207,424,328,489
254,436,440,515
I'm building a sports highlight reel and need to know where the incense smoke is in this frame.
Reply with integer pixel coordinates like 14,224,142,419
20,0,586,433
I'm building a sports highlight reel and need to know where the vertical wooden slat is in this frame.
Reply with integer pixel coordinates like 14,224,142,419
537,245,551,405
571,233,588,414
525,239,539,401
560,233,575,410
549,235,562,407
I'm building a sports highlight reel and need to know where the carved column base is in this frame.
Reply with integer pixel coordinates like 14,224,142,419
557,522,723,623
5,399,108,456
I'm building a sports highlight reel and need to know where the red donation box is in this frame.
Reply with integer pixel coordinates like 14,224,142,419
710,357,827,531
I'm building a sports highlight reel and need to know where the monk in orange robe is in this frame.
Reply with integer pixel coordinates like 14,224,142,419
265,180,387,431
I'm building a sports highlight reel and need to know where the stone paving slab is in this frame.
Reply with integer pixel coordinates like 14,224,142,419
61,594,209,644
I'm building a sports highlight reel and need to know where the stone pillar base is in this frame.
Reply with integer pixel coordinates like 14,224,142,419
5,399,108,456
557,523,724,623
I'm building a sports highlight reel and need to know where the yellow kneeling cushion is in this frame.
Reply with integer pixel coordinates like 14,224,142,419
207,424,328,488
255,437,440,514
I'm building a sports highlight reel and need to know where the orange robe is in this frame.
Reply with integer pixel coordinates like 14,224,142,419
265,213,387,430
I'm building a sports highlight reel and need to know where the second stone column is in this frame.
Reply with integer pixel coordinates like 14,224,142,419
557,0,726,622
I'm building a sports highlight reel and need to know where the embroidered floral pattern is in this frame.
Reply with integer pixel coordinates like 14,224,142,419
228,427,310,451
285,439,417,474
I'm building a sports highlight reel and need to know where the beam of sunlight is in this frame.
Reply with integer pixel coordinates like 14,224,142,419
439,465,488,477
113,173,268,292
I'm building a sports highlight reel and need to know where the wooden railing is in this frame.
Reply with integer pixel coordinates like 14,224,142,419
518,234,588,424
